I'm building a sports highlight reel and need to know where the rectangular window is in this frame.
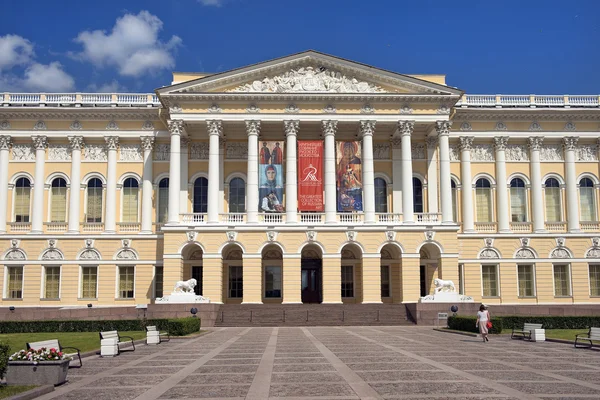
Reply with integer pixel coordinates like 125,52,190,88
119,266,135,298
154,266,163,298
341,265,354,298
122,187,139,223
81,266,98,298
87,188,103,223
158,187,169,223
458,263,464,295
380,265,390,298
44,266,60,299
476,188,492,222
15,187,30,222
265,266,282,298
51,186,67,222
7,266,23,299
580,187,596,222
481,265,498,297
192,266,203,296
590,265,600,297
510,187,527,222
553,264,571,297
517,264,535,297
545,187,561,222
229,265,243,298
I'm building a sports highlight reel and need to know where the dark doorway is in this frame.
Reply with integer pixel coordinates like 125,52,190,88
420,265,427,297
301,258,322,303
192,266,203,296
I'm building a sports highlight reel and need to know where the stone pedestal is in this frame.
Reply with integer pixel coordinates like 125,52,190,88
100,338,119,357
155,292,210,304
147,331,160,345
419,291,474,303
531,329,546,342
7,360,69,386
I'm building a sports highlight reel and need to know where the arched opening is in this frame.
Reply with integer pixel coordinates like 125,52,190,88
193,177,208,213
262,245,283,303
157,178,169,224
341,244,362,303
579,177,596,222
223,245,243,303
380,244,402,303
182,245,203,296
413,177,423,213
374,177,388,213
301,245,322,303
419,244,441,297
86,178,103,223
50,177,67,223
475,178,492,222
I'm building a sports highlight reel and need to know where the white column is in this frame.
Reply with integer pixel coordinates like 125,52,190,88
361,120,376,223
399,121,414,223
426,135,439,214
0,136,12,233
140,136,155,234
167,120,183,224
246,120,260,223
437,121,453,224
104,136,119,234
323,120,338,224
31,136,48,234
391,138,403,213
180,137,189,215
218,137,226,215
528,137,545,232
494,136,510,233
207,120,222,223
460,136,475,232
564,136,580,232
284,120,299,223
67,136,84,233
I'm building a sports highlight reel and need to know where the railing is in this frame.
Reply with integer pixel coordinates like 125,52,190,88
9,222,31,232
44,222,68,232
260,213,285,224
510,222,532,233
545,221,567,232
181,213,206,224
2,92,160,107
337,213,363,223
415,213,441,224
81,222,104,232
118,222,141,232
220,213,245,224
299,213,324,224
457,94,600,108
475,222,497,233
376,213,402,223
499,95,529,106
581,222,600,232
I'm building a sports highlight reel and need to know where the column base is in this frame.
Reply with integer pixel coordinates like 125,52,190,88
28,230,43,235
241,302,263,305
139,230,153,234
322,301,343,304
498,229,512,234
362,301,383,304
534,229,547,233
282,301,303,304
569,229,582,233
463,229,476,233
67,230,80,234
441,221,456,225
102,230,116,234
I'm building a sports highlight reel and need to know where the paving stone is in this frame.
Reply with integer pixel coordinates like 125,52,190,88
117,367,184,375
269,383,356,397
346,362,440,371
193,365,258,374
271,372,344,383
371,381,501,396
357,370,466,382
500,382,600,395
205,358,261,365
272,363,336,372
84,375,169,387
158,384,250,398
178,373,255,385
56,388,148,400
273,357,327,364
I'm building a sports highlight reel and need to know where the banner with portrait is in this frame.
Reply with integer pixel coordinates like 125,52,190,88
297,141,324,211
336,141,363,212
259,141,284,212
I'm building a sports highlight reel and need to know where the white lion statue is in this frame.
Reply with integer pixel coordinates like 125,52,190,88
433,278,456,294
173,278,197,293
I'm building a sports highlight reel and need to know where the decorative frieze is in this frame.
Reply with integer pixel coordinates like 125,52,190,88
48,144,71,161
226,142,248,159
84,144,107,161
142,120,155,130
564,121,576,131
576,145,598,162
12,144,35,161
495,121,507,131
105,121,119,130
153,144,171,161
399,105,413,114
460,122,472,131
323,105,336,114
505,145,529,161
190,142,209,160
540,145,563,161
470,144,494,162
120,144,143,162
411,143,426,159
373,143,390,160
70,121,82,130
0,121,10,130
449,144,460,161
529,121,542,131
33,121,46,130
207,104,222,113
285,104,299,113
436,104,451,114
246,104,260,113
360,104,374,114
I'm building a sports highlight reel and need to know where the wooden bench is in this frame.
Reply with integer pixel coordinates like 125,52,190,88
99,330,135,353
574,327,600,348
26,339,82,368
146,326,170,343
511,323,543,340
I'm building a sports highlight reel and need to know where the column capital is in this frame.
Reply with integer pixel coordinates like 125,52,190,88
435,120,452,136
104,136,119,150
321,120,337,136
32,135,48,150
360,120,376,137
167,119,184,136
68,135,84,151
528,136,544,151
0,135,12,150
493,136,509,151
397,120,414,136
459,136,474,151
140,136,155,151
562,136,579,151
207,120,223,136
284,120,300,136
426,136,438,150
245,120,261,136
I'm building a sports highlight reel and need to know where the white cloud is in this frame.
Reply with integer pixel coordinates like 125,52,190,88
0,34,35,71
86,79,125,93
73,11,182,77
23,62,75,91
198,0,224,6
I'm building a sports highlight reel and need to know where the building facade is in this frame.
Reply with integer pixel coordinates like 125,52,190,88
1,51,600,309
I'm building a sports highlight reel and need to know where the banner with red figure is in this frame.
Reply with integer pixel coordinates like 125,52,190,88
298,141,324,211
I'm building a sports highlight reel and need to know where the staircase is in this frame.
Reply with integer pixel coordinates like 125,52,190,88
213,304,415,327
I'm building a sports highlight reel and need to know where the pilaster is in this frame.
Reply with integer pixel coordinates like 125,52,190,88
246,120,260,224
436,121,453,223
140,136,155,234
459,136,475,232
528,137,545,232
563,136,580,232
391,137,403,213
400,253,420,303
426,134,439,214
494,136,510,233
104,136,119,234
167,120,183,224
207,120,223,223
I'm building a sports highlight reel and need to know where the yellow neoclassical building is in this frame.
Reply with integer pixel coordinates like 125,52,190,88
1,51,600,315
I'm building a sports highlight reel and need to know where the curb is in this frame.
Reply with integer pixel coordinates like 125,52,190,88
5,384,54,400
432,328,478,337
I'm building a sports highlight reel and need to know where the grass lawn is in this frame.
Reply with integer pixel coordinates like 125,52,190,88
0,331,147,354
499,328,599,344
0,385,37,399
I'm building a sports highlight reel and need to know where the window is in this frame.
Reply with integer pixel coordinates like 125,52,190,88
86,178,103,223
553,264,571,296
193,177,208,213
14,177,31,222
458,263,464,295
229,266,243,298
341,265,354,298
413,177,423,213
81,266,98,298
481,265,498,297
44,266,60,299
119,266,135,298
157,178,169,223
510,178,528,222
192,266,203,296
229,178,246,213
579,178,597,222
380,265,390,298
6,266,23,299
475,178,492,222
154,266,163,298
374,178,388,213
50,178,67,222
122,178,139,223
589,265,600,297
544,178,561,222
265,266,282,298
451,180,458,222
517,264,535,297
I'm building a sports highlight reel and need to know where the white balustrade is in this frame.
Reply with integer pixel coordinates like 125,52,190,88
8,93,41,104
337,213,364,223
510,222,532,233
181,213,206,224
463,95,495,106
81,222,104,232
44,222,68,232
569,95,599,106
458,94,600,108
220,213,245,224
45,94,76,104
9,222,31,232
299,213,324,224
116,94,149,105
499,95,529,106
260,213,285,224
415,213,441,224
545,222,567,232
81,93,112,105
581,222,600,231
376,213,403,223
535,95,564,106
474,222,497,232
117,222,141,232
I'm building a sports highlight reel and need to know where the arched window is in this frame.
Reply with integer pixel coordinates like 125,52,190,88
193,177,208,213
374,178,388,213
50,178,67,222
451,180,458,222
510,178,528,222
157,178,169,224
86,178,103,223
475,178,492,222
229,178,246,213
544,178,561,222
579,177,597,222
122,178,139,222
413,177,423,213
14,177,31,222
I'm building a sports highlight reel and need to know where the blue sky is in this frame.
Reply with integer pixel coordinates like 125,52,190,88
1,0,598,94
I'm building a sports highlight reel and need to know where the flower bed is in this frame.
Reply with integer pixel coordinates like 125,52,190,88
6,348,71,386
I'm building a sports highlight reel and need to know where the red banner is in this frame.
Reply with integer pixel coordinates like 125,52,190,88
298,141,324,211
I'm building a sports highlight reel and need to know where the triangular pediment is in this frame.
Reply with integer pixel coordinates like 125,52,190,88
158,50,462,96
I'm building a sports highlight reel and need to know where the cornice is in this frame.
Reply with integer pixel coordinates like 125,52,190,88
0,109,160,121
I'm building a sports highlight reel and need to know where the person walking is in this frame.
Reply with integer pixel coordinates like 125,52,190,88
476,304,491,342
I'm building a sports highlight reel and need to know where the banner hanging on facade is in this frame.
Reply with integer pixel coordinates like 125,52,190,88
336,141,363,212
259,141,284,212
298,141,324,211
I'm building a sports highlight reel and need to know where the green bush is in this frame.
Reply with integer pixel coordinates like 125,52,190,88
0,341,9,379
0,318,178,334
498,316,600,330
168,317,200,336
447,315,503,334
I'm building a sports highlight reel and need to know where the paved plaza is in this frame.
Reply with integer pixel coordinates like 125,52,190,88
36,327,600,400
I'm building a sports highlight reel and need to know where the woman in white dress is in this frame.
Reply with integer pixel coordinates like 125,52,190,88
476,304,491,342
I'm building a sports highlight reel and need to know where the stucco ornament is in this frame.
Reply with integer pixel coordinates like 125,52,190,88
425,231,434,241
479,248,500,259
12,144,35,161
385,231,395,241
586,238,600,258
540,145,563,161
449,145,459,161
484,238,494,247
505,145,529,161
400,105,413,114
267,231,277,242
0,135,11,150
85,238,94,248
529,121,542,131
246,104,260,113
306,231,316,241
4,249,26,261
346,231,356,242
323,105,336,114
226,231,237,241
48,239,57,248
142,120,155,130
361,104,375,114
70,121,83,130
0,121,11,130
119,144,142,162
285,104,299,113
48,145,71,161
187,231,197,242
79,249,101,260
551,248,571,259
229,66,388,93
564,121,576,131
207,104,222,113
169,104,183,113
436,104,451,114
373,143,390,160
116,249,137,260
411,143,426,159
33,121,47,130
556,237,566,247
471,144,494,162
42,249,63,260
576,145,598,162
515,248,535,258
520,237,530,247
153,144,170,161
226,142,248,159
11,239,20,248
460,122,472,131
105,121,119,130
190,143,209,160
84,144,107,161
495,121,507,131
